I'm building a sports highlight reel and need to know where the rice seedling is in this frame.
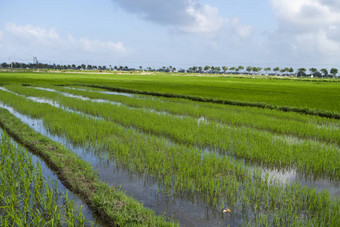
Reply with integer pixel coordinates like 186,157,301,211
27,84,340,145
0,71,339,116
0,88,339,226
0,129,92,226
2,86,339,179
0,108,175,227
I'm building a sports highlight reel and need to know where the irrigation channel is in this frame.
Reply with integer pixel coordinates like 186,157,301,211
2,86,340,194
0,85,339,226
0,127,102,226
4,86,340,191
0,103,241,226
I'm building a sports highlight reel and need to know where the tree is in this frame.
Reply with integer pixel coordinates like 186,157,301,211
192,66,198,72
264,67,271,75
1,62,9,68
204,65,210,72
273,67,280,76
320,68,328,78
238,66,244,73
246,66,252,74
330,68,338,78
252,67,261,74
297,68,307,77
222,66,228,73
298,68,306,73
289,68,294,76
229,67,236,73
309,68,318,75
215,67,221,73
198,66,203,73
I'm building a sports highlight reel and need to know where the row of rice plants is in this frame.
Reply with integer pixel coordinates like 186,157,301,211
0,89,339,226
19,84,340,145
1,72,339,115
71,81,340,119
0,129,91,226
0,108,175,227
3,86,339,179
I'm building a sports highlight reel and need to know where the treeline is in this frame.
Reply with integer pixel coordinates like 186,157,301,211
1,62,338,78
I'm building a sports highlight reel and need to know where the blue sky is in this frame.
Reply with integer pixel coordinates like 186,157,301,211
1,0,340,69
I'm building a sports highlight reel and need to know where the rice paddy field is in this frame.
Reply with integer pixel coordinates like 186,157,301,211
0,71,339,226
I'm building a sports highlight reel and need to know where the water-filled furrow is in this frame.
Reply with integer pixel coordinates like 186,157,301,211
0,127,102,226
32,86,181,118
28,86,340,146
0,102,246,227
2,88,340,197
62,85,340,128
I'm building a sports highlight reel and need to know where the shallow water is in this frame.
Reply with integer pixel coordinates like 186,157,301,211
3,86,340,190
1,86,340,226
0,128,102,226
0,102,247,226
2,86,340,195
1,100,339,227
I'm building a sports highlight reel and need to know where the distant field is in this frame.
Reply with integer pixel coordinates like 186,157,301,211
0,71,339,115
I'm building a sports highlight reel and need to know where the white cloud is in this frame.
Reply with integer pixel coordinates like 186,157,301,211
78,37,127,53
181,4,224,33
112,0,252,39
230,18,253,40
270,0,340,64
0,23,131,64
5,23,60,45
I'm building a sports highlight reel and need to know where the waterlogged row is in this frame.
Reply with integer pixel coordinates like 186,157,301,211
12,84,340,146
2,86,340,179
0,90,339,226
0,130,91,226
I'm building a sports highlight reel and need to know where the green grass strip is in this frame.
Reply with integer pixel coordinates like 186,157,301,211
42,84,339,146
0,108,176,227
77,84,340,119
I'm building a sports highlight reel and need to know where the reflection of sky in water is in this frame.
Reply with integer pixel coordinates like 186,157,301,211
0,127,101,226
1,87,339,226
0,102,246,227
262,168,340,197
1,88,340,198
31,86,187,118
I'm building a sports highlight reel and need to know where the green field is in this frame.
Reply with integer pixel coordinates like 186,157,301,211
0,129,92,226
1,71,339,116
0,71,339,226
